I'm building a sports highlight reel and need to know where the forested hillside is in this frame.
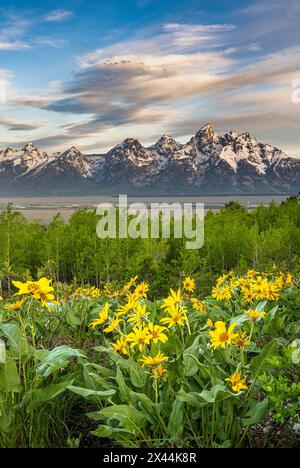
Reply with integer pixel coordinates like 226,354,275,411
1,197,300,296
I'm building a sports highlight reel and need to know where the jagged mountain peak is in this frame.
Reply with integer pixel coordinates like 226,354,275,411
0,125,299,195
22,142,40,153
61,146,84,158
195,123,215,139
19,143,49,163
156,134,176,143
152,134,181,157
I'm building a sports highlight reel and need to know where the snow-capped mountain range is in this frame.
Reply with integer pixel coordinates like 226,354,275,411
0,124,299,195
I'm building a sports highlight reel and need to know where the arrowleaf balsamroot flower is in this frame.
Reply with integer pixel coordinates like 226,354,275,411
241,287,254,303
127,325,151,351
183,276,195,293
161,288,182,310
4,298,26,311
89,303,110,328
12,278,58,310
112,336,129,356
160,304,188,328
127,303,149,325
103,317,122,334
116,297,137,317
151,364,167,380
134,282,149,299
209,321,238,350
191,298,207,313
147,323,168,344
225,373,248,392
140,351,168,367
13,278,54,297
232,332,251,350
206,318,216,329
211,286,232,301
245,309,266,321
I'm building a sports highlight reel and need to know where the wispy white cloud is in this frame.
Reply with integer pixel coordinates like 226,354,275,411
240,1,284,14
0,118,45,131
34,37,65,48
43,10,73,22
0,40,29,50
2,13,300,156
0,12,31,50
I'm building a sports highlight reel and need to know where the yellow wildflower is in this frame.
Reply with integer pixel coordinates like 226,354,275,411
151,364,167,380
206,318,216,329
183,276,196,293
286,272,293,286
103,317,122,334
252,282,268,301
245,309,266,321
147,322,168,344
89,287,101,299
265,283,279,302
212,286,232,301
127,303,149,326
140,351,168,367
160,304,188,328
12,278,54,297
89,303,110,328
4,298,26,311
191,298,207,313
225,373,248,392
134,282,149,299
232,332,251,350
112,336,129,356
209,321,237,350
241,287,254,303
161,288,182,310
216,273,230,287
127,325,151,351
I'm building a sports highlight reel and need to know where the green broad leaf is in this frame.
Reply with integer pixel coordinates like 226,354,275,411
167,399,184,437
177,389,207,407
67,385,115,399
242,398,269,426
33,380,74,403
0,406,13,433
183,336,200,377
291,340,300,364
91,425,137,441
268,305,279,318
83,369,115,391
119,359,146,388
85,363,115,378
130,391,159,424
18,379,74,408
94,346,113,354
116,367,131,402
256,301,267,312
66,308,82,327
229,314,249,326
0,323,33,357
91,425,113,438
99,404,147,435
37,345,86,377
199,384,240,403
249,340,278,380
0,358,21,392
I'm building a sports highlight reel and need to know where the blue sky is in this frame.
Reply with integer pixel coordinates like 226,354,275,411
0,0,299,156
